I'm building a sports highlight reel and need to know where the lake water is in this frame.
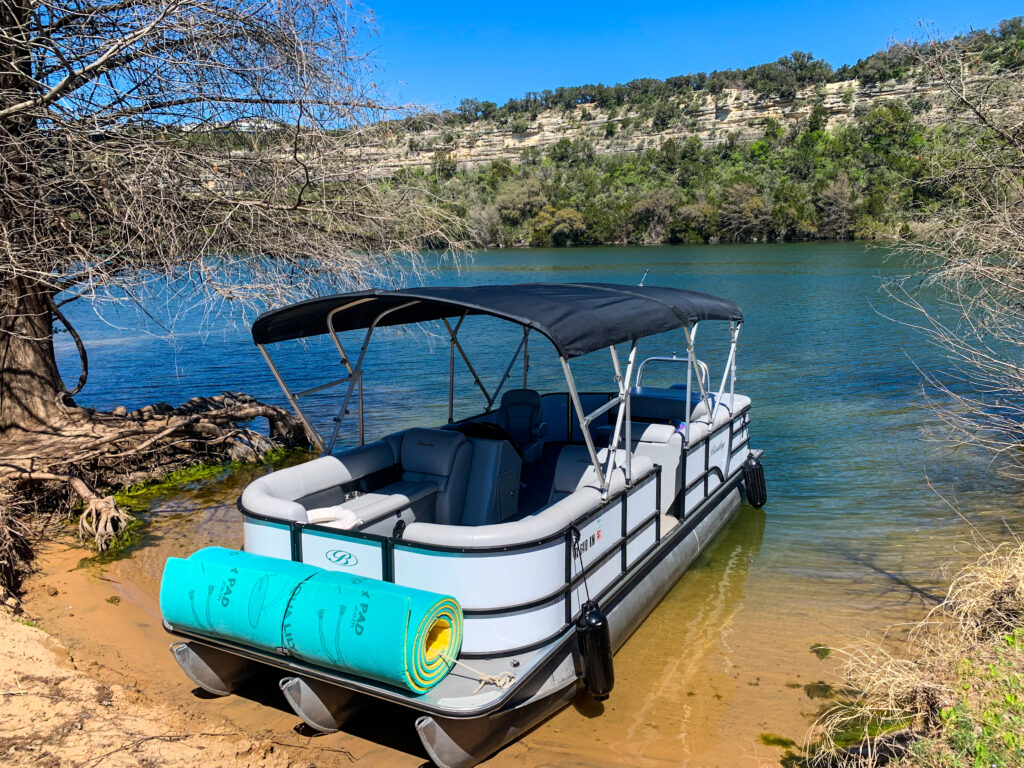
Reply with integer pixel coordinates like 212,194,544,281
52,242,1024,766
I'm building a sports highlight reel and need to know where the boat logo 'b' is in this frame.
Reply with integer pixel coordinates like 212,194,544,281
325,549,359,567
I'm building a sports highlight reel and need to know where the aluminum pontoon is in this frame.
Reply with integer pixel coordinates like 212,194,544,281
163,282,766,767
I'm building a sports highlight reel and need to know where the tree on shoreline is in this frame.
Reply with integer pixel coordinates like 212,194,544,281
0,0,457,437
0,0,459,567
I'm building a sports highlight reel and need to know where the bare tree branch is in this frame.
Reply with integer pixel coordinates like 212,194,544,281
0,0,463,432
889,25,1024,476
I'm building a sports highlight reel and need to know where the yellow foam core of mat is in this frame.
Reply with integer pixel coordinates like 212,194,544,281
424,618,452,661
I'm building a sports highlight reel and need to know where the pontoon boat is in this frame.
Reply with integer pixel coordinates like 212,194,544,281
163,282,766,767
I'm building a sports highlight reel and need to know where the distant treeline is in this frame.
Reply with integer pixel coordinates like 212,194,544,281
406,18,1023,130
399,18,1021,248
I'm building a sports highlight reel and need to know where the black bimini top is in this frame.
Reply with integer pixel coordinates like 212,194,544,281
251,282,742,359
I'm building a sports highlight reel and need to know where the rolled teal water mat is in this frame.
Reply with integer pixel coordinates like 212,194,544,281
160,547,318,650
283,570,463,694
160,547,462,694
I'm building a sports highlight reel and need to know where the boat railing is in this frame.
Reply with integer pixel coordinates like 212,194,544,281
239,464,663,656
635,354,709,390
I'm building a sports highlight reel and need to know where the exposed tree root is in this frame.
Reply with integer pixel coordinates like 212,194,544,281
0,392,309,596
0,486,36,609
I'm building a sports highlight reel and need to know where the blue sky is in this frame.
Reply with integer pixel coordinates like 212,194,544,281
363,1,1022,110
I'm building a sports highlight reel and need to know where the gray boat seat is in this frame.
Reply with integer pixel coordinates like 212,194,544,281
324,428,474,527
493,389,549,463
401,449,653,549
241,455,353,522
398,428,473,524
241,440,408,526
240,428,473,528
317,480,437,528
591,422,682,510
629,423,681,511
688,393,750,422
548,445,648,503
549,446,599,503
459,437,522,526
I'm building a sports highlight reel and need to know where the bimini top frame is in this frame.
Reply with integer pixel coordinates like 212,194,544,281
252,282,743,492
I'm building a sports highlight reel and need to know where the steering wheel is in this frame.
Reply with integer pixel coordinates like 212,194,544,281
453,421,523,459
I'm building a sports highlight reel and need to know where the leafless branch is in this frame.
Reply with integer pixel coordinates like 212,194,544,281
886,29,1024,476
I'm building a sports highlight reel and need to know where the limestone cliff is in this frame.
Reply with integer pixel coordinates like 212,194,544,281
356,77,951,176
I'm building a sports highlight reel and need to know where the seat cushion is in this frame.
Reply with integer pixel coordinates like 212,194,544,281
549,446,597,502
241,455,349,522
399,428,474,525
322,480,438,528
401,428,467,479
496,389,543,442
549,446,654,503
593,421,679,446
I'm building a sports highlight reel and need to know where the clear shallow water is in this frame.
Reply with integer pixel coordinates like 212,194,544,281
54,242,1024,763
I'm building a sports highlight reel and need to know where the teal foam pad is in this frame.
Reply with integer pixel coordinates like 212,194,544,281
160,547,462,693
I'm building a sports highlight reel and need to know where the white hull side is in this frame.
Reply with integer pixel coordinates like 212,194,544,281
414,486,744,768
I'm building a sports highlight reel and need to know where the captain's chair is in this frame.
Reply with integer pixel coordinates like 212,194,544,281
493,388,549,463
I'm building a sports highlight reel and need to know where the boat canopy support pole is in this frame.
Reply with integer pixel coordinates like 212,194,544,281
523,328,530,388
258,344,325,452
489,335,526,410
259,297,380,453
443,315,492,407
447,314,465,423
325,298,376,449
443,315,526,414
710,324,741,423
625,343,633,482
684,324,697,429
326,300,420,452
683,325,715,442
605,342,637,483
560,356,606,492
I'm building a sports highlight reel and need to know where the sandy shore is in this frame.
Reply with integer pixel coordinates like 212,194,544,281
9,540,426,768
0,607,307,768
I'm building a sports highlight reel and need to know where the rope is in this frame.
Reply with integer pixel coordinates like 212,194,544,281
572,526,593,603
440,653,515,695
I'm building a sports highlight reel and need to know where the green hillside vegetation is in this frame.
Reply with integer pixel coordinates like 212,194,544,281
399,17,1023,247
423,101,935,246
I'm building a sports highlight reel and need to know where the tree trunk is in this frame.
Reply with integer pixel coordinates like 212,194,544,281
0,278,68,434
1,0,60,435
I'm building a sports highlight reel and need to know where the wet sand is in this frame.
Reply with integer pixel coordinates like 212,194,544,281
18,490,936,768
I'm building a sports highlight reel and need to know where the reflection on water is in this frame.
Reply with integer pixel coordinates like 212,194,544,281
612,507,768,757
55,242,1024,765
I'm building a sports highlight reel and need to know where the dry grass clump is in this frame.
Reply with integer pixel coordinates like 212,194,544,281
805,542,1024,768
942,542,1024,643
